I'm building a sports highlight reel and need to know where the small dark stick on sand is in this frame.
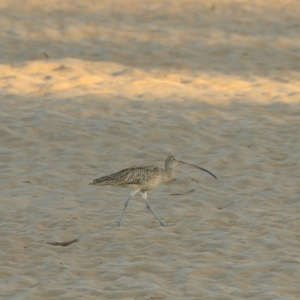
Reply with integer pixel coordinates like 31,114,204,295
46,239,79,247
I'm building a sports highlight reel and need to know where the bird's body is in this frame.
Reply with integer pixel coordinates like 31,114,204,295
90,156,217,227
91,165,174,191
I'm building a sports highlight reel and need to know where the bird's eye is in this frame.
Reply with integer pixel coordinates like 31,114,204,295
172,158,175,160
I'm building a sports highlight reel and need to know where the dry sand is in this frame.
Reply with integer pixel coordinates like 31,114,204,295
1,0,300,299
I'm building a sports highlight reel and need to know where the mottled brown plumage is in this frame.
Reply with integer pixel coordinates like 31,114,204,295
91,166,172,191
90,156,216,227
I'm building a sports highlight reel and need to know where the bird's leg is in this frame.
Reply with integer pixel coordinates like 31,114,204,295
141,192,168,227
117,190,138,227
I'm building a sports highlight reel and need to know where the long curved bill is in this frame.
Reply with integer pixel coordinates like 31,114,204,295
178,161,217,179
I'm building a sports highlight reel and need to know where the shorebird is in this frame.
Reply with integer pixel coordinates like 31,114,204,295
89,156,217,227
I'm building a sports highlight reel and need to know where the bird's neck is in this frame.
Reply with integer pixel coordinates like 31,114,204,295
165,165,174,181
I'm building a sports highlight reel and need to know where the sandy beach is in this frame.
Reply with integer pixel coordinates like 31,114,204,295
1,0,300,299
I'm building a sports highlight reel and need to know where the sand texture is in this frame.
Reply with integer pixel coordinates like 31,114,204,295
1,1,300,299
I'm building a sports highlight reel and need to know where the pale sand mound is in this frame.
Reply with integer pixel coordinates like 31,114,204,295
1,1,300,299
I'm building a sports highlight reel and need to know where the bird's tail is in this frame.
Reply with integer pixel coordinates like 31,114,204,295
89,174,117,186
